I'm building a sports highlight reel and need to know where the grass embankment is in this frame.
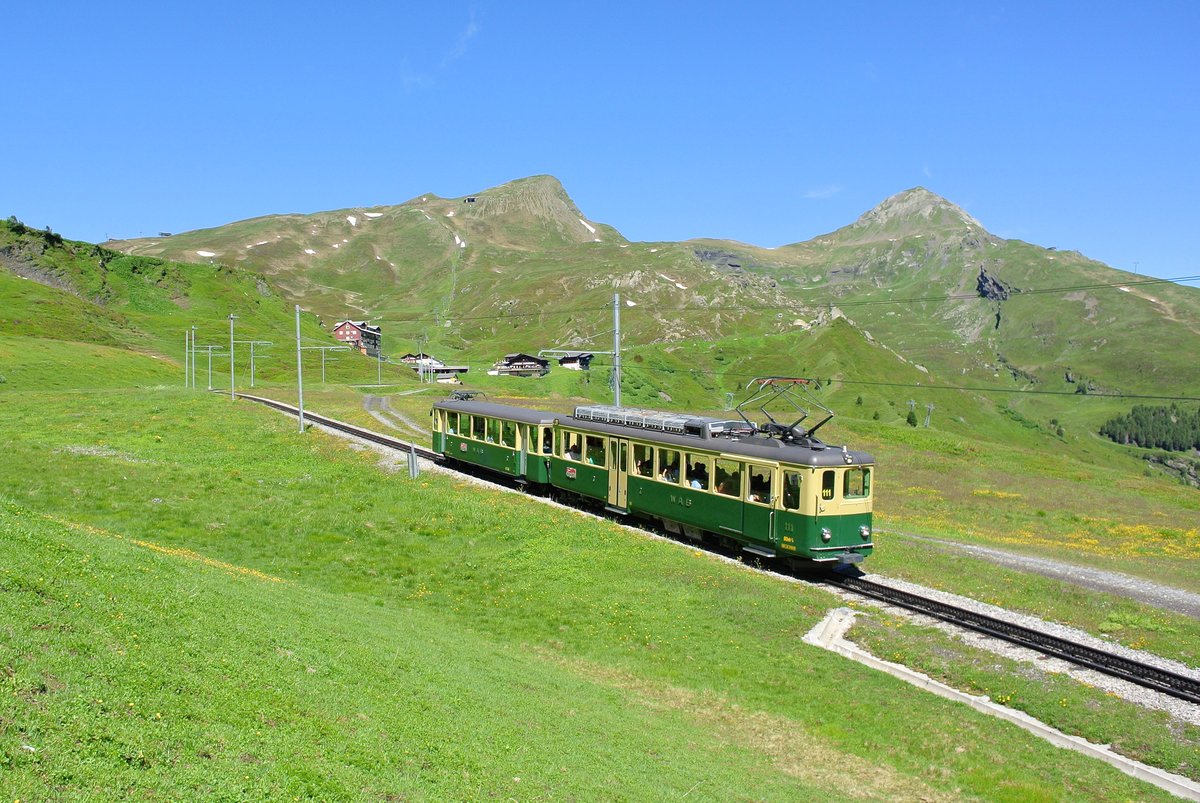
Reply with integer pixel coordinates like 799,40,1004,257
0,388,1175,800
852,613,1200,781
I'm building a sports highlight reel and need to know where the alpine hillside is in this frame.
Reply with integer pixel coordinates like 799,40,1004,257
107,177,1200,440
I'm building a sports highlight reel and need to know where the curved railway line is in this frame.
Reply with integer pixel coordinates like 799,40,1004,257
236,392,1200,706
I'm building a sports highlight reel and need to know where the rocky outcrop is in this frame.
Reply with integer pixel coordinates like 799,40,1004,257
977,267,1012,301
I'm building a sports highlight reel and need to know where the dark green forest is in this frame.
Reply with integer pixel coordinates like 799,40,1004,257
1100,403,1200,451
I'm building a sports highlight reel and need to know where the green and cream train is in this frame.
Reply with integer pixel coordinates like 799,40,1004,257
431,398,875,565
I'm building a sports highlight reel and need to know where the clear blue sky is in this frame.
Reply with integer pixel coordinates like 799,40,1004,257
3,2,1197,282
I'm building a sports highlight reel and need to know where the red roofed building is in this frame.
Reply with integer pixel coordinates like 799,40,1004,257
332,320,381,357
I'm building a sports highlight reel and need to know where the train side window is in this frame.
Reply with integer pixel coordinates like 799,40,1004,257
685,454,710,490
633,444,653,477
485,418,499,443
471,415,485,440
748,465,773,504
783,471,801,510
563,432,583,461
501,420,516,448
714,459,741,497
821,470,836,500
844,467,870,498
542,427,553,454
585,435,606,466
657,448,680,483
446,411,459,435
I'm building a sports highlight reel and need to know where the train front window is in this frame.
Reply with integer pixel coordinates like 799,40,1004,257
844,467,871,499
542,427,553,454
821,470,836,500
633,444,653,477
471,415,485,440
714,459,741,497
783,471,801,510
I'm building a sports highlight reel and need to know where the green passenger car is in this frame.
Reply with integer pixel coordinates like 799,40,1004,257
431,399,874,566
432,399,557,486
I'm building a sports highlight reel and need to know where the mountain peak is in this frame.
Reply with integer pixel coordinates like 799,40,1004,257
450,174,623,246
852,187,983,232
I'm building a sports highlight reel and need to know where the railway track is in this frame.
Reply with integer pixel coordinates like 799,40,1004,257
826,574,1200,705
235,391,1200,707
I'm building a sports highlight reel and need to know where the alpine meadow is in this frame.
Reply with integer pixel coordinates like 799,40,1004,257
2,172,1199,801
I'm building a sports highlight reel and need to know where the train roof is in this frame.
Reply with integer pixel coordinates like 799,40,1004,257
433,398,558,426
433,398,874,467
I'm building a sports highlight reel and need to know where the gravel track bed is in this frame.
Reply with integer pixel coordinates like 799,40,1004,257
882,528,1200,619
845,574,1200,726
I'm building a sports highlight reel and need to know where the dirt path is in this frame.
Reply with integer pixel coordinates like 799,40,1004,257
881,528,1200,618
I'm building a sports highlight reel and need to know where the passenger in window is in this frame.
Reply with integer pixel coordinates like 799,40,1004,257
688,463,708,490
637,458,652,476
749,476,770,503
542,430,553,454
661,462,679,483
566,442,580,461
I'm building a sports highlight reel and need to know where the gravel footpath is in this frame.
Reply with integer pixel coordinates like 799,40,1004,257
307,419,1200,725
880,528,1200,619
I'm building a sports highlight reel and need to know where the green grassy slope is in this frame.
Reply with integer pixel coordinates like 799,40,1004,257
0,387,1180,800
0,219,396,391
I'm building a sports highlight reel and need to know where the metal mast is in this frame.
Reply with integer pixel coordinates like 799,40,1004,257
612,292,622,408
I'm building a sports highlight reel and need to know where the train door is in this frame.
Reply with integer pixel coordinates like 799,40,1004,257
607,438,629,510
517,424,528,477
743,462,776,550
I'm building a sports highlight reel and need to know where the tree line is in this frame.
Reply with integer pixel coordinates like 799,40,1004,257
1100,403,1200,451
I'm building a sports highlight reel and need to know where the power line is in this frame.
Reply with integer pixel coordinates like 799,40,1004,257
360,275,1200,329
613,363,1200,402
667,274,1200,314
375,305,611,327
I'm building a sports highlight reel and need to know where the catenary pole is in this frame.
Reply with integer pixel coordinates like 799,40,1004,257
184,330,189,388
612,292,622,407
295,305,305,432
228,314,238,399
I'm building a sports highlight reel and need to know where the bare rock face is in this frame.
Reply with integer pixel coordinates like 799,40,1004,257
976,267,1011,301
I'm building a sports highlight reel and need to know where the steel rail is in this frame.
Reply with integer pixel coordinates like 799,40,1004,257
828,574,1200,705
234,392,442,461
233,392,1200,706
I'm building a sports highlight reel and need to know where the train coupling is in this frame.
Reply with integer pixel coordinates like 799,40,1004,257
836,552,864,566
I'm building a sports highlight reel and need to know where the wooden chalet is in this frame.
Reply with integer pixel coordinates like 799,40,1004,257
557,351,594,370
489,352,549,377
400,352,468,382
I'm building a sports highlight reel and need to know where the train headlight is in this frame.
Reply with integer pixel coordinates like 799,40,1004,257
821,527,832,542
860,525,871,540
